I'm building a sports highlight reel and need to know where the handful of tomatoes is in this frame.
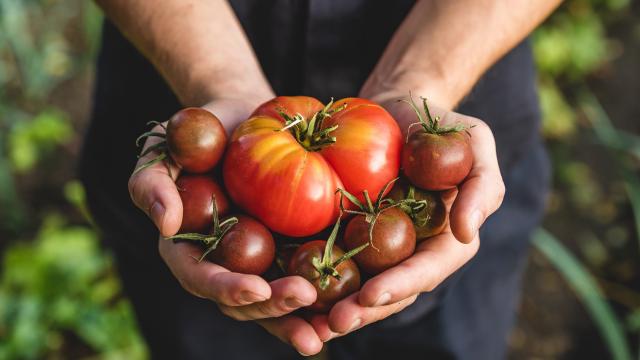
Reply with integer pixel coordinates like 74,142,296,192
136,94,472,313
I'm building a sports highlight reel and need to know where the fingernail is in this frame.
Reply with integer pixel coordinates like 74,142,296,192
284,297,306,308
240,291,268,303
298,350,311,357
150,202,165,228
470,209,483,234
347,318,362,333
373,292,391,307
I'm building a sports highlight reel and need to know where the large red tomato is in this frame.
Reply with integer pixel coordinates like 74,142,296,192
223,96,402,237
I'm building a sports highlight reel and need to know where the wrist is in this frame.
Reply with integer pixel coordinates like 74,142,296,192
360,69,458,111
199,95,272,137
180,69,274,108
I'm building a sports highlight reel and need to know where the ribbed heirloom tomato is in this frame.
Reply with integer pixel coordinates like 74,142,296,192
223,96,402,237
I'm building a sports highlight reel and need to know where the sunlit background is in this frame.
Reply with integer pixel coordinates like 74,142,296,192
0,1,638,359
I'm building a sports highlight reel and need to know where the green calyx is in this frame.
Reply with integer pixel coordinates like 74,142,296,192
336,177,407,250
165,195,238,262
133,121,172,176
401,93,472,138
277,98,347,152
389,185,431,228
312,214,369,290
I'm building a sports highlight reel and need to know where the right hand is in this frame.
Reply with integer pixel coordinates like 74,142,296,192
127,97,325,356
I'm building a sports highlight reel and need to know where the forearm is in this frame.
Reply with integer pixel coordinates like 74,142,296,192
361,0,561,110
95,0,273,107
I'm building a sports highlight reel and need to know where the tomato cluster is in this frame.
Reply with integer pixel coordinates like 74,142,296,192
135,94,471,313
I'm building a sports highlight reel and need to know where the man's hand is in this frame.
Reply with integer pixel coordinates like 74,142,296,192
127,98,325,356
158,240,324,356
308,96,504,340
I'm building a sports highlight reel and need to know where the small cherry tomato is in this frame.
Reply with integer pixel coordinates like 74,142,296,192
135,107,227,174
176,175,229,233
168,203,275,275
209,215,275,275
389,178,448,240
344,207,416,275
287,217,366,312
338,181,417,275
401,97,472,190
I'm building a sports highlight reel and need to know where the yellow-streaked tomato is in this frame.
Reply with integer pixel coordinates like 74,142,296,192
223,96,401,237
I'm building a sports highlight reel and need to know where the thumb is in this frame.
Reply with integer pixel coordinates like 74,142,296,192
128,125,183,237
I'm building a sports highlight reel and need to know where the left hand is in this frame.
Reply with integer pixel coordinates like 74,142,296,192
309,92,505,341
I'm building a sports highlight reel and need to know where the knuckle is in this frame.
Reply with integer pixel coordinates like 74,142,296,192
178,277,202,299
470,117,490,133
421,267,442,292
127,174,142,203
423,280,437,292
203,272,229,303
390,263,418,294
496,181,506,203
257,301,281,318
219,306,245,321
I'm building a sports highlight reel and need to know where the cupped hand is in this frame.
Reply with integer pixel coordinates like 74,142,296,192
307,92,505,340
159,239,324,355
377,94,506,244
311,218,480,341
128,97,325,356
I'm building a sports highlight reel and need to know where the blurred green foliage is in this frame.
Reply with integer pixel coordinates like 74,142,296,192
0,214,146,360
8,110,72,173
0,0,148,358
530,0,640,358
534,0,629,140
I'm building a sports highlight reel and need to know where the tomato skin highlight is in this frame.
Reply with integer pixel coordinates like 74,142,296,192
402,131,472,190
320,98,402,204
209,215,275,275
176,175,229,234
344,207,416,275
222,115,343,236
166,108,227,173
288,240,360,313
223,96,402,237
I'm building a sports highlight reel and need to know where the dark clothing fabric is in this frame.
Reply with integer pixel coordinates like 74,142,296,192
79,1,550,359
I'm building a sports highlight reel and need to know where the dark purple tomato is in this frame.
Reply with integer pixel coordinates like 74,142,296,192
166,107,227,173
288,240,360,313
176,175,229,233
389,180,448,241
343,207,416,275
402,130,472,190
210,215,275,275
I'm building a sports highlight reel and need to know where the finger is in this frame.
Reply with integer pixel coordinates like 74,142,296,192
128,124,183,237
358,232,480,307
217,276,317,321
257,316,324,356
443,114,505,243
327,292,418,335
309,314,338,342
159,239,271,306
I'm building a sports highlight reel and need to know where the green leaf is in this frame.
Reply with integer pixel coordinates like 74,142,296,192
580,90,640,159
533,229,632,360
621,172,640,253
578,89,640,250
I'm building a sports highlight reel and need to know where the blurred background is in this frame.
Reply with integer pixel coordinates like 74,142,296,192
0,0,638,359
